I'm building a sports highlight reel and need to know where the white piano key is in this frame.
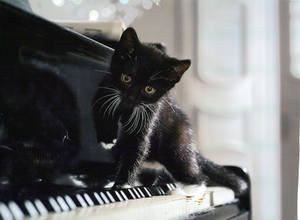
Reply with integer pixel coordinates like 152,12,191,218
132,188,141,198
166,184,173,191
99,192,110,204
93,192,104,205
8,201,24,219
170,183,176,189
114,191,123,202
158,187,165,195
34,199,48,215
76,194,87,207
105,192,115,202
119,190,128,200
127,189,136,199
49,197,61,212
0,202,13,220
143,187,152,197
137,188,145,198
155,187,162,195
56,196,69,211
83,194,94,206
64,195,76,210
24,200,39,217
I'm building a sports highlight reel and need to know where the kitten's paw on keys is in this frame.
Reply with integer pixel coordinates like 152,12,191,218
111,183,132,190
171,184,206,201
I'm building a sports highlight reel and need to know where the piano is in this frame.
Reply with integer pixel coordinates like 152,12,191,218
0,1,251,219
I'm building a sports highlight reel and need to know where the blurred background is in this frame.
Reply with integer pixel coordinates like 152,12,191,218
23,0,300,219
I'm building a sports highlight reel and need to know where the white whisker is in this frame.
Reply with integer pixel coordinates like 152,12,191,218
125,108,139,133
101,95,119,117
103,96,118,118
93,92,118,108
164,98,176,113
94,70,111,74
132,107,142,134
123,107,137,128
112,98,121,117
136,107,145,134
107,97,120,118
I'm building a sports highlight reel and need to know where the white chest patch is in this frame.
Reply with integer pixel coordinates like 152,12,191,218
101,139,117,150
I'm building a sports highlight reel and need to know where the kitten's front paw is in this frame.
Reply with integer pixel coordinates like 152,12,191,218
171,183,206,201
112,183,132,190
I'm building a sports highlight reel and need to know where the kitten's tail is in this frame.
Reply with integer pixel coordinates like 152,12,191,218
196,153,249,197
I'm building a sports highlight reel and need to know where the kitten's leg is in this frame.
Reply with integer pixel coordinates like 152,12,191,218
158,147,207,199
112,137,149,188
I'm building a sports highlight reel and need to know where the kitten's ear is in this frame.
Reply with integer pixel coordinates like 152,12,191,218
118,27,139,53
168,59,191,83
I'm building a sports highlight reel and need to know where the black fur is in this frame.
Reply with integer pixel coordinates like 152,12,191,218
93,28,248,197
0,66,80,184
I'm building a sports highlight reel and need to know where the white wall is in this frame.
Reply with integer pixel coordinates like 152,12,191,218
133,1,281,220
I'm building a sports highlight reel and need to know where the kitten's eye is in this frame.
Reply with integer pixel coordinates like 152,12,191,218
145,86,156,95
121,74,132,83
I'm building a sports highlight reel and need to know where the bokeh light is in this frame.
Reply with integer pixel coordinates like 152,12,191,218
119,0,130,5
88,9,99,21
52,0,65,7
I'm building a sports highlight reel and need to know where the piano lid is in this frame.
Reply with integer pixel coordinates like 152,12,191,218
0,1,114,163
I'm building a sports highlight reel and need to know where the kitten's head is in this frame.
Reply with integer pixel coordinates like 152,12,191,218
111,27,190,109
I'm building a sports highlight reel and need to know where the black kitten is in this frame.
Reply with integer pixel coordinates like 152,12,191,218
93,28,247,196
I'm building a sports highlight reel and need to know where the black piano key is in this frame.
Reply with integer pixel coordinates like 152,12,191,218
67,195,83,208
149,186,163,196
24,200,39,217
48,197,62,212
0,202,13,220
64,195,77,210
137,188,146,198
92,192,104,205
123,188,136,200
83,193,95,206
84,192,101,206
7,201,25,219
160,184,173,194
33,199,48,215
158,186,166,195
170,183,177,189
105,191,115,203
99,192,110,204
10,200,30,217
147,187,158,196
140,187,152,198
56,196,70,212
119,190,129,201
168,183,175,190
34,197,55,214
113,191,124,202
131,188,141,199
104,191,118,202
75,194,88,208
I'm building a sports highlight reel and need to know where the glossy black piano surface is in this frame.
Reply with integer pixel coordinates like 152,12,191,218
0,1,251,220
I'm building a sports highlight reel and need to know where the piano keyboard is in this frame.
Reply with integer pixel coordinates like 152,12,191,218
0,183,176,220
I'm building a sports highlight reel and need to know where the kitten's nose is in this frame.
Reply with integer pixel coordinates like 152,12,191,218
121,94,136,108
127,95,135,102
